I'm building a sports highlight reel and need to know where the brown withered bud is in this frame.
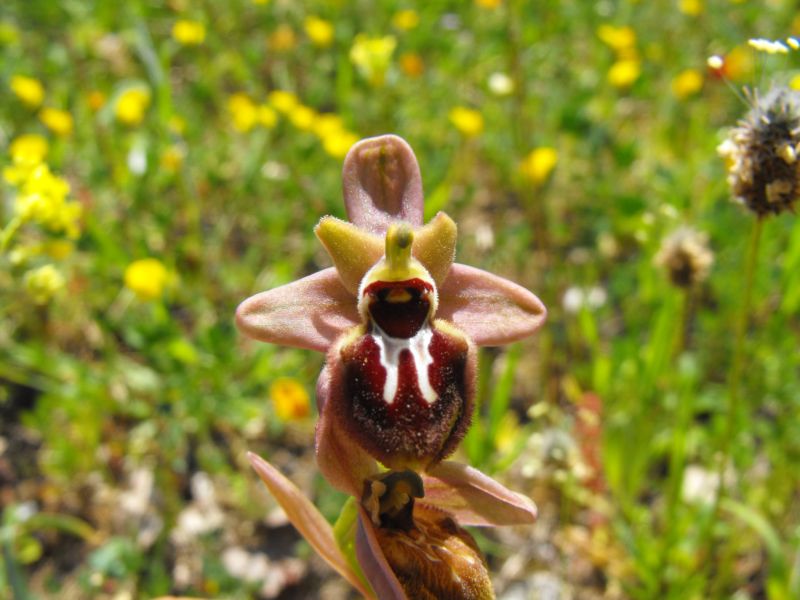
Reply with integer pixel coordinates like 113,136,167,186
654,227,714,288
718,87,800,217
361,471,495,600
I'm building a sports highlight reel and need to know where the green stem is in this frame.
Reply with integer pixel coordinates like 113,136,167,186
702,216,764,593
0,216,24,254
657,288,693,592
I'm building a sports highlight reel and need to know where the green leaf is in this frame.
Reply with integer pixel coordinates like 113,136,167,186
332,497,370,593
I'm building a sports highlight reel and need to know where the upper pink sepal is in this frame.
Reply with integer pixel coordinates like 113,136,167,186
355,506,409,600
235,267,359,353
437,263,547,347
246,452,374,598
342,135,424,235
423,461,537,527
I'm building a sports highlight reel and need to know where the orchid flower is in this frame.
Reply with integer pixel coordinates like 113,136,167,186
237,135,546,598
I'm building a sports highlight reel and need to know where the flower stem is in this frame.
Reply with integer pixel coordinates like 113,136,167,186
0,215,24,254
702,216,764,593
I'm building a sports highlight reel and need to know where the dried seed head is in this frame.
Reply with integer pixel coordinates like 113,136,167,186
654,227,714,288
718,87,800,216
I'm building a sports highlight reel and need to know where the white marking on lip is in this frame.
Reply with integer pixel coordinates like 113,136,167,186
371,325,437,405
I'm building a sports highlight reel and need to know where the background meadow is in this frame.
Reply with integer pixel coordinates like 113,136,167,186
2,0,800,598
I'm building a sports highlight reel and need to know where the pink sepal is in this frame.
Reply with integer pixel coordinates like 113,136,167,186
423,461,537,527
235,267,359,352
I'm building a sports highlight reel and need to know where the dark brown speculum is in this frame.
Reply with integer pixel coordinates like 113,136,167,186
364,278,433,338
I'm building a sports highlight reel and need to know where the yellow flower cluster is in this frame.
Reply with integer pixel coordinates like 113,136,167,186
350,34,396,87
226,89,358,159
9,75,74,136
597,24,641,89
3,135,81,239
227,93,277,133
2,135,81,305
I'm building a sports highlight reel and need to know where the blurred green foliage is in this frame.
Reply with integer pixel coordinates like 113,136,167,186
2,0,800,598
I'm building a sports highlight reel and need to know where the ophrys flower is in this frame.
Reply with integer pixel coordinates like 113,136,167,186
238,135,546,598
237,134,546,491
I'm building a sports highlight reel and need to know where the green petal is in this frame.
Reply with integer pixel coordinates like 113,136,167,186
315,216,383,294
412,211,457,287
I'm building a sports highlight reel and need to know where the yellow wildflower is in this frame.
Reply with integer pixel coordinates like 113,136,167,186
679,0,703,15
608,58,641,88
115,88,151,126
322,130,359,159
721,45,753,82
13,164,81,238
312,113,345,139
399,52,425,77
160,145,185,172
172,20,206,45
475,0,502,8
520,147,558,185
39,107,73,137
251,0,270,4
124,258,169,301
270,378,311,421
4,141,45,188
288,104,316,131
392,9,420,31
87,90,106,112
597,24,636,53
10,75,44,108
257,104,278,128
671,68,703,99
24,264,65,305
449,106,484,137
350,34,396,87
268,90,299,113
791,74,800,91
268,24,296,52
304,16,334,47
228,93,258,132
9,134,48,165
